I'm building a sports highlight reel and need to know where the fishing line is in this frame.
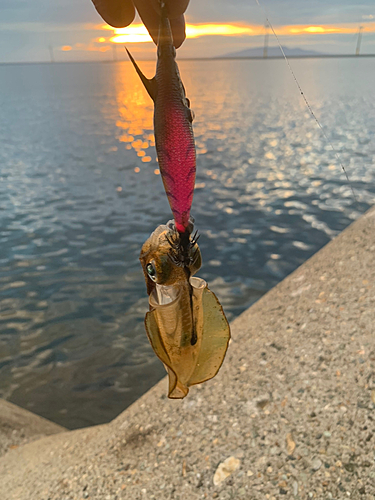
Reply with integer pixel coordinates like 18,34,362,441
254,0,358,205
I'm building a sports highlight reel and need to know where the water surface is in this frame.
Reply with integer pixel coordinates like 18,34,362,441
0,58,374,428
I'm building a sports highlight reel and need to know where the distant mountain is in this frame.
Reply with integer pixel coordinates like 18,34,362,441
220,46,325,58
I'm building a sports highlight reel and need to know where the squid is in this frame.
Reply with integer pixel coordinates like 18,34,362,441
140,221,230,398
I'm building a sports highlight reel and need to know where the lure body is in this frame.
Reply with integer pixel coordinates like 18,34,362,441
126,6,195,234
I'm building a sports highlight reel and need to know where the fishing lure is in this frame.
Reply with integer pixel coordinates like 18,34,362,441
127,4,230,398
126,3,195,239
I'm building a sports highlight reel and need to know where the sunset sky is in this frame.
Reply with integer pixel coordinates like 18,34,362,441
0,0,374,63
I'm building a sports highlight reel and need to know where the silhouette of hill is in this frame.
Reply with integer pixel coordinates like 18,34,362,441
221,46,325,58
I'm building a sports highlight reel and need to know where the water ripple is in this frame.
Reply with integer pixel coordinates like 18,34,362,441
0,58,374,428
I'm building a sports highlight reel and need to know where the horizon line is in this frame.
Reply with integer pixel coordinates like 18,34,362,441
1,53,375,66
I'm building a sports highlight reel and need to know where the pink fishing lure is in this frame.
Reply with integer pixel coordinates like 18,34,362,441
126,5,196,235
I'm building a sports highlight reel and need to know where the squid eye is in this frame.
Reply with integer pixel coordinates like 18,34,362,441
146,262,157,282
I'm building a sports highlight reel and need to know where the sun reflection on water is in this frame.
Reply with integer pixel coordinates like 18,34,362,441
112,64,155,167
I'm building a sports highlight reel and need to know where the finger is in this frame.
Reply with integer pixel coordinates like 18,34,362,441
92,0,135,28
150,0,190,18
134,0,159,44
165,0,190,18
170,15,186,48
135,0,186,47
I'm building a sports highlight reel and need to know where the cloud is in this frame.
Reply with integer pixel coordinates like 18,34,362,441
108,20,375,45
187,0,375,26
0,0,100,25
1,0,375,62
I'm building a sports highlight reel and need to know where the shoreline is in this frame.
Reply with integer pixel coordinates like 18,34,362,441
0,205,374,499
1,53,375,65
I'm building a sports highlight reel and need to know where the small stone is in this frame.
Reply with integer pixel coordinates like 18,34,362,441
213,456,240,486
299,472,308,484
344,463,356,473
286,432,296,455
299,446,309,457
247,470,254,477
256,456,267,467
279,488,288,495
311,458,322,471
256,396,270,409
371,390,375,405
292,481,298,496
323,431,331,438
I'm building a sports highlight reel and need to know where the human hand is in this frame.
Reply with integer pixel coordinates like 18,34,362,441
92,0,189,48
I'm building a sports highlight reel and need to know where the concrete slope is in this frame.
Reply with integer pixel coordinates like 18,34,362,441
0,207,374,500
0,399,66,458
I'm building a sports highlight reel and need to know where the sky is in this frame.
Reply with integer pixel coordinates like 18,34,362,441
0,0,374,63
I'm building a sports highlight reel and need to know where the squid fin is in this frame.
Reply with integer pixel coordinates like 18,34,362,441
145,310,190,398
187,286,230,386
165,366,189,399
144,282,230,399
125,48,158,101
144,311,171,368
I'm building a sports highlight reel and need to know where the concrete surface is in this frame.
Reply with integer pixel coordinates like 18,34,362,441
0,399,65,458
0,206,374,500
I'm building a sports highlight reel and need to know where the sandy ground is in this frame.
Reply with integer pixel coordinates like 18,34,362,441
0,206,374,500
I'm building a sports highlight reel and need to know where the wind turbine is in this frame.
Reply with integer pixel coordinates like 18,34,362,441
48,45,55,63
355,26,363,56
263,21,269,58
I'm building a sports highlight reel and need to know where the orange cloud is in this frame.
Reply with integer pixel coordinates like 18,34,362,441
283,23,375,35
108,23,259,43
60,43,112,53
103,21,375,44
186,23,254,38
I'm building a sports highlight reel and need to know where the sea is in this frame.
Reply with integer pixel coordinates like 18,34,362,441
0,57,374,428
